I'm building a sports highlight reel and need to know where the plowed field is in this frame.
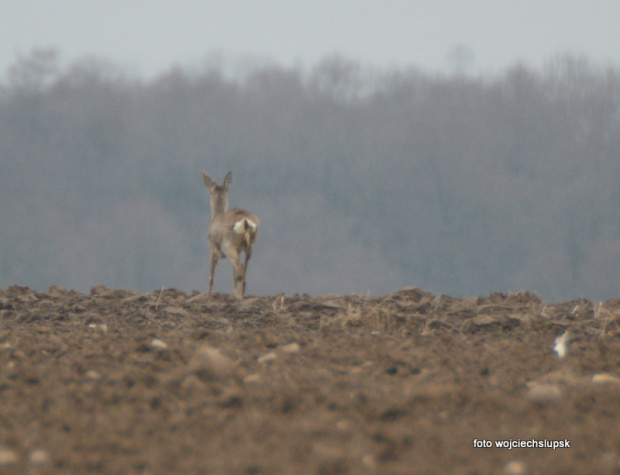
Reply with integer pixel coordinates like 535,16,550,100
2,285,620,474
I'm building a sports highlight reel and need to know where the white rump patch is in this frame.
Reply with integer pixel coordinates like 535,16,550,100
233,219,257,234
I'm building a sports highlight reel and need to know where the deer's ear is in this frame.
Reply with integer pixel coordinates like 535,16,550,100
203,171,215,189
223,172,232,190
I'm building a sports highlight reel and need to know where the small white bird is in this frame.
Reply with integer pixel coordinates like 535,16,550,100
554,331,570,359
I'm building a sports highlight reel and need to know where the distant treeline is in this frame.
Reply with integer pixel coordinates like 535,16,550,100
1,49,620,301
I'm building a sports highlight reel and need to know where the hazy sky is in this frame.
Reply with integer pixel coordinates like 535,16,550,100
2,0,620,78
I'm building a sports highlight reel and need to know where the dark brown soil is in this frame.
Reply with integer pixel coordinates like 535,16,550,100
2,285,620,474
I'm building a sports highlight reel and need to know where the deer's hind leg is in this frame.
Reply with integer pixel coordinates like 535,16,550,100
241,246,253,297
223,244,244,299
207,250,219,298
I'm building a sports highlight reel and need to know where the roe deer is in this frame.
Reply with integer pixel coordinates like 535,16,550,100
203,171,259,299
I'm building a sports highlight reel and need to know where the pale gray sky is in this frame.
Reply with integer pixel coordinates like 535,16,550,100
2,0,620,78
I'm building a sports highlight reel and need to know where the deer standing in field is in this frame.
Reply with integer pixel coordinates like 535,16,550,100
203,171,259,299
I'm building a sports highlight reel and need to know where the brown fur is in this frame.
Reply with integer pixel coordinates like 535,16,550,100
203,171,259,299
